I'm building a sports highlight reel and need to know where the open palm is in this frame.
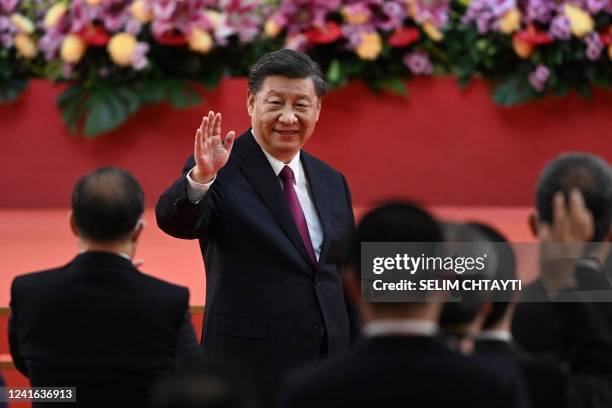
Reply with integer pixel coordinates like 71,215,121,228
193,111,235,183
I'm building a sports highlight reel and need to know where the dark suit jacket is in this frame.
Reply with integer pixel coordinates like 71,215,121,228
9,251,198,407
513,276,612,408
279,335,530,408
0,374,6,408
156,130,355,392
475,338,569,408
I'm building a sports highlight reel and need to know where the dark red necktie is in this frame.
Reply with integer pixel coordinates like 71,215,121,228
279,165,317,266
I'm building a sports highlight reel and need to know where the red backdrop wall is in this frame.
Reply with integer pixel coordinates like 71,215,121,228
1,78,610,207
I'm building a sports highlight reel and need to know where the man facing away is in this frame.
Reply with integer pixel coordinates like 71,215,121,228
156,49,356,397
279,202,529,408
9,167,199,407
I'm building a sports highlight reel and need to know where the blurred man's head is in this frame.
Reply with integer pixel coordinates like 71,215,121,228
247,49,325,163
151,356,258,408
71,167,144,250
467,222,517,331
345,201,444,321
440,222,517,353
533,152,612,242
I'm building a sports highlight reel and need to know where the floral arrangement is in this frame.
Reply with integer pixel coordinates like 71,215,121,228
1,0,610,136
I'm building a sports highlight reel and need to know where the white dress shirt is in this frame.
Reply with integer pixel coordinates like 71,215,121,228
476,329,513,343
185,131,323,260
363,319,439,338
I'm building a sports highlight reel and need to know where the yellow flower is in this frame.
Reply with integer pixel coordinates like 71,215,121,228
341,7,369,25
406,0,417,19
355,31,382,60
512,38,533,58
563,4,594,38
107,33,137,66
60,34,86,64
498,9,521,34
44,2,68,29
423,21,444,42
205,10,222,29
14,34,37,58
608,45,612,60
86,0,100,5
130,0,151,23
264,19,281,38
187,28,213,54
10,14,35,34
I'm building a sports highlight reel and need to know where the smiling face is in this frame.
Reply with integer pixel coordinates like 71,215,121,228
247,75,321,163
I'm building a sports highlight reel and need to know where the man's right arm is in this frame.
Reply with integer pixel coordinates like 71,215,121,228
155,111,235,239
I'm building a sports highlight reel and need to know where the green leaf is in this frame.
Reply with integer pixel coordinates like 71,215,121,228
576,84,592,99
380,77,408,97
57,85,82,108
326,59,342,85
167,80,202,109
0,79,27,103
492,75,537,106
83,92,129,137
139,80,168,104
115,87,140,115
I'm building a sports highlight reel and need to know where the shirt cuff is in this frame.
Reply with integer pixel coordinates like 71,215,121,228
186,167,215,204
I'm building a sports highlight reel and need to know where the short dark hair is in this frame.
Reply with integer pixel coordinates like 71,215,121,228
466,222,516,330
347,202,443,276
72,167,144,242
536,152,612,241
248,49,327,97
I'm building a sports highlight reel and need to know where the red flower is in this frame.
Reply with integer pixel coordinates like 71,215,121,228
79,24,110,46
514,25,553,45
154,30,187,46
599,28,612,45
388,27,420,47
304,21,342,44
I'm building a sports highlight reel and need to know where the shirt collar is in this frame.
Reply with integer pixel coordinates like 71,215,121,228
79,249,132,261
477,329,513,343
363,319,439,338
251,129,301,184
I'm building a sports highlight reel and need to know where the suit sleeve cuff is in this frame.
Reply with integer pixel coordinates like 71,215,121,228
186,167,215,204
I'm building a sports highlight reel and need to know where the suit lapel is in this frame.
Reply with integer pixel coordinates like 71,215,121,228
301,152,332,270
237,132,316,269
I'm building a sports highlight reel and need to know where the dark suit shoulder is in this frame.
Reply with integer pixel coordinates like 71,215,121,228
301,150,344,179
281,336,527,408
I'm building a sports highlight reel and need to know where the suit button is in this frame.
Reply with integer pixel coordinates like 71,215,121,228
314,278,321,286
312,323,321,330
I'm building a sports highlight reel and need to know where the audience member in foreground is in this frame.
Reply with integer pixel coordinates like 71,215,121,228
440,222,571,407
278,202,529,408
9,167,199,407
151,356,260,408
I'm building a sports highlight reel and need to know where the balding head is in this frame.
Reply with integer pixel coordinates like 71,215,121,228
72,167,144,243
536,152,612,241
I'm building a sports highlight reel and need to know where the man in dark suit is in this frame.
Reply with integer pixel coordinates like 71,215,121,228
156,50,355,397
9,167,199,407
279,203,529,408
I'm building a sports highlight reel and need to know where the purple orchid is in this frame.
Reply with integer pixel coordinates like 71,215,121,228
404,50,433,75
528,64,550,91
463,0,515,33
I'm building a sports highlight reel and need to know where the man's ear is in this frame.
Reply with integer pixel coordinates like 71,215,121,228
247,91,255,117
131,219,145,244
528,212,538,238
314,98,322,122
343,268,361,306
69,211,79,237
